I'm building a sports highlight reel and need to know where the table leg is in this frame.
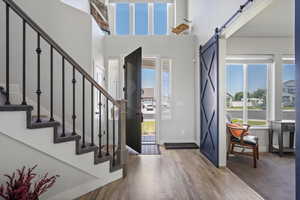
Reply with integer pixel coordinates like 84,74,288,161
269,129,273,153
290,131,295,149
278,131,284,157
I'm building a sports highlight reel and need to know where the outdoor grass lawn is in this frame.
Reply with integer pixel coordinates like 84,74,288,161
142,121,156,134
232,119,266,126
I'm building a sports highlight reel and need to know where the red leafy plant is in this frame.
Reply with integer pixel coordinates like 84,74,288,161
0,165,59,200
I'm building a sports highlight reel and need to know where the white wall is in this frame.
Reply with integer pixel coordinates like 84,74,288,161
62,0,91,13
226,36,295,152
188,0,245,44
0,0,107,138
104,35,197,144
187,0,245,151
0,131,122,200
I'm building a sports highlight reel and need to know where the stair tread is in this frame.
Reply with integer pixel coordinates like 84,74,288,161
77,143,98,155
54,130,81,143
0,104,33,111
29,117,60,129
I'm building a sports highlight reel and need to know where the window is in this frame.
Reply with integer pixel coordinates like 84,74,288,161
113,2,172,35
116,3,130,35
154,3,167,35
247,64,268,126
282,59,296,120
226,62,269,127
108,59,120,99
161,59,172,120
135,3,148,35
226,65,244,124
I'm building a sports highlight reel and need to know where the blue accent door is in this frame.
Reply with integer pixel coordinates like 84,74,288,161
200,34,219,167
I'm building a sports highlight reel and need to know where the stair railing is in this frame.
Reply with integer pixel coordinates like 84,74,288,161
1,0,125,168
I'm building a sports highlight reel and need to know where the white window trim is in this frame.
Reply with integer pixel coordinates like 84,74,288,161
226,61,271,127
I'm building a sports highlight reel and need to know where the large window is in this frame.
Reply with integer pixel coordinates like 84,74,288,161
282,59,296,120
113,2,172,35
116,3,130,35
226,63,269,127
154,3,167,35
135,3,148,35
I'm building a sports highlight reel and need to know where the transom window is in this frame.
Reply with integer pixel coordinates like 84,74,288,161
112,2,173,35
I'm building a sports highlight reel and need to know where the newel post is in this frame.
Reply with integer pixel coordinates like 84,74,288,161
117,100,128,177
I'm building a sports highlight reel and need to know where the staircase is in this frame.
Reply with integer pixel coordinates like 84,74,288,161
0,0,126,199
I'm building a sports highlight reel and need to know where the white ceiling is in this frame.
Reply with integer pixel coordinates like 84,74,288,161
233,0,294,37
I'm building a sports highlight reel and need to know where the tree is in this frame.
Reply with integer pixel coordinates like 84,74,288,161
251,89,266,99
234,92,243,101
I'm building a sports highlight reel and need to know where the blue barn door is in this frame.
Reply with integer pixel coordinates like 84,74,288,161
200,33,219,167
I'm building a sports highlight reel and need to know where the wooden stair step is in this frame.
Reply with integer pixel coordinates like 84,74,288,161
76,142,98,155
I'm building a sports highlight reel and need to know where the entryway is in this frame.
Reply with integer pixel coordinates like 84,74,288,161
141,57,160,155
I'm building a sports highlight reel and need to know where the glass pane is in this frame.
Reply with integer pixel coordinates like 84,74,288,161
154,3,167,35
161,59,172,120
282,63,296,120
135,3,148,35
247,64,267,126
226,65,244,124
108,59,119,99
116,3,130,35
142,65,156,143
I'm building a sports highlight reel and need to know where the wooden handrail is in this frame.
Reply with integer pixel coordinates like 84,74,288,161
3,0,119,106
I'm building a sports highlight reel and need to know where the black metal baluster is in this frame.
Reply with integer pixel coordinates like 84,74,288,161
36,33,42,123
91,84,94,146
61,57,65,137
82,76,86,148
112,104,115,166
49,46,54,122
5,4,10,105
98,91,102,157
72,67,76,135
106,98,109,156
21,19,27,105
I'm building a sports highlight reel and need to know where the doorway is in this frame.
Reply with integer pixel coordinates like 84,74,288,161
141,57,158,145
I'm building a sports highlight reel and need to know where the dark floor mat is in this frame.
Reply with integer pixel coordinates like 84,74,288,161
164,143,199,149
141,144,161,155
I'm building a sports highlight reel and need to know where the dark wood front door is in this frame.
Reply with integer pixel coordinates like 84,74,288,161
124,47,142,153
200,34,219,167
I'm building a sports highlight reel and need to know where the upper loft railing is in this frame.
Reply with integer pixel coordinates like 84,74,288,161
1,0,122,167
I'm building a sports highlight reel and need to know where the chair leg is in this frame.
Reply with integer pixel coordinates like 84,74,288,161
227,143,232,158
256,145,259,160
253,147,257,168
231,143,235,154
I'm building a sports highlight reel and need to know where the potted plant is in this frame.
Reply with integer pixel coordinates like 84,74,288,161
0,165,59,200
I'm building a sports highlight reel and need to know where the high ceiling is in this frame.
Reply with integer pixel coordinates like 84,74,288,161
233,0,294,38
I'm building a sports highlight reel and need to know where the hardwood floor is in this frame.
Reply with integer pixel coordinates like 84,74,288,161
228,153,295,200
76,147,263,200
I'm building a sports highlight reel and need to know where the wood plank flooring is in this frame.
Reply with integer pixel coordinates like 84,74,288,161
76,147,263,200
228,153,295,200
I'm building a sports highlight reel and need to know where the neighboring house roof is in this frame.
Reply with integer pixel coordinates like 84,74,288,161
142,88,154,98
283,80,295,87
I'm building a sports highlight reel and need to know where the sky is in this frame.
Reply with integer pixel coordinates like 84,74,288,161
227,64,296,95
116,3,167,35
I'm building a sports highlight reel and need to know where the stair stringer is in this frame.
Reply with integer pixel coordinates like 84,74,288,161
0,110,122,179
